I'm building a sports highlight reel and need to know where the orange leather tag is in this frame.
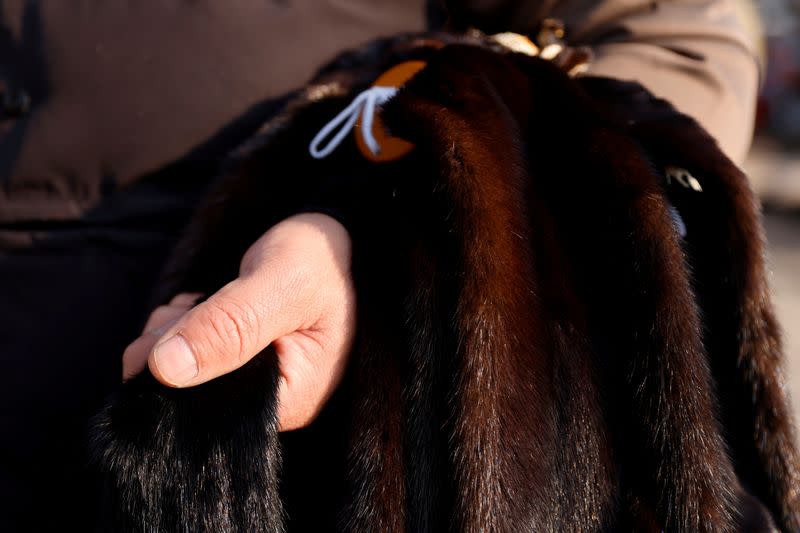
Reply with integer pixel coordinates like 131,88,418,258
355,60,427,163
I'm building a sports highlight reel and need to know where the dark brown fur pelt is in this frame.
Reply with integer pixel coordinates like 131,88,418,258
90,33,800,532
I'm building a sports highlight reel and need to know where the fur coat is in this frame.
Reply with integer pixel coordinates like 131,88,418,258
91,32,800,532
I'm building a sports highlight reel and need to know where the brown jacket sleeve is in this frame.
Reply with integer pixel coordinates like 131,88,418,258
552,0,761,164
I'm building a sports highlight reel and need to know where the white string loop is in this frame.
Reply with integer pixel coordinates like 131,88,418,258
309,86,398,159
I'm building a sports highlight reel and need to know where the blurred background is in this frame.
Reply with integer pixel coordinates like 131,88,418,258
744,0,800,427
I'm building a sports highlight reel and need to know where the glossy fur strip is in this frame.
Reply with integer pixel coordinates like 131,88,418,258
90,34,799,532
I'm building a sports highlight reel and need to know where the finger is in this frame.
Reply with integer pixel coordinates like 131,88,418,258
148,268,314,388
143,304,192,334
123,316,182,380
122,335,159,381
169,292,204,307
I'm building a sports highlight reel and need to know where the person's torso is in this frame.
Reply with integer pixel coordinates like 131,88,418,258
0,0,428,227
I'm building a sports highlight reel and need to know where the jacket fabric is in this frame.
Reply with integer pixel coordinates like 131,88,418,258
0,1,762,530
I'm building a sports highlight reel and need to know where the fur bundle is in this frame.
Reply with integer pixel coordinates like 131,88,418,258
91,33,800,532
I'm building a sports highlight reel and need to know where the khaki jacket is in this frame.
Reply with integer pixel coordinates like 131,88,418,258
555,0,760,163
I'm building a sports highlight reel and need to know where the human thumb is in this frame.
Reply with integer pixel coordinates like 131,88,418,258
146,213,351,388
148,269,312,388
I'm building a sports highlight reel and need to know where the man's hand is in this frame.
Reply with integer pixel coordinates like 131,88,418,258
122,213,356,431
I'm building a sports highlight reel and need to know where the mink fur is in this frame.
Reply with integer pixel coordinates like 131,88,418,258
91,34,799,532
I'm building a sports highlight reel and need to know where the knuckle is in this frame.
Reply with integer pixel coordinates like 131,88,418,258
195,297,259,364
